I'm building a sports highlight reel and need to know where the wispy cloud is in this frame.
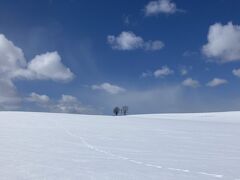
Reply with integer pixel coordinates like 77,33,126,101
92,83,126,94
206,78,228,87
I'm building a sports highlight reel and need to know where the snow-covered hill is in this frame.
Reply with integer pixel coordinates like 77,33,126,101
1,111,240,180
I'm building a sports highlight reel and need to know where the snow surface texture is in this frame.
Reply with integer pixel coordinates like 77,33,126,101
1,111,240,180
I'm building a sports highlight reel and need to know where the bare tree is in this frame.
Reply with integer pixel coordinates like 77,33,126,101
113,106,120,116
122,106,128,115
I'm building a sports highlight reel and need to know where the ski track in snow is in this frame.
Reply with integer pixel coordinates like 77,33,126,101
2,112,240,180
63,127,232,180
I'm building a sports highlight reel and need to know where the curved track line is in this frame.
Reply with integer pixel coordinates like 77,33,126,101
197,172,223,178
63,128,234,179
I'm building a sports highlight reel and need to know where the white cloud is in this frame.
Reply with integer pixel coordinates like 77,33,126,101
0,79,21,110
107,31,143,50
26,93,95,114
0,34,26,79
0,33,74,109
145,0,180,16
206,78,228,87
59,94,78,104
107,31,164,51
141,66,174,78
232,68,240,77
54,95,89,114
154,66,174,78
27,52,73,81
182,78,200,88
0,34,25,109
92,83,126,94
0,34,73,81
202,22,240,62
26,92,50,104
14,52,74,82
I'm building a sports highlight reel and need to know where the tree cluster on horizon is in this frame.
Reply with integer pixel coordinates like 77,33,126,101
113,106,128,116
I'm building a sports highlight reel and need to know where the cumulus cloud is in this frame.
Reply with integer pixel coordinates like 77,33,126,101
26,93,95,114
23,52,73,81
107,31,143,50
0,34,73,81
0,34,26,78
54,95,91,114
0,33,74,109
0,79,21,110
232,68,240,77
202,22,240,62
206,78,228,87
92,83,126,94
107,31,164,51
154,66,174,78
145,0,181,16
0,34,24,109
26,92,50,104
182,78,200,88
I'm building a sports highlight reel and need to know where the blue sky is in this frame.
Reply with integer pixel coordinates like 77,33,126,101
1,0,240,114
